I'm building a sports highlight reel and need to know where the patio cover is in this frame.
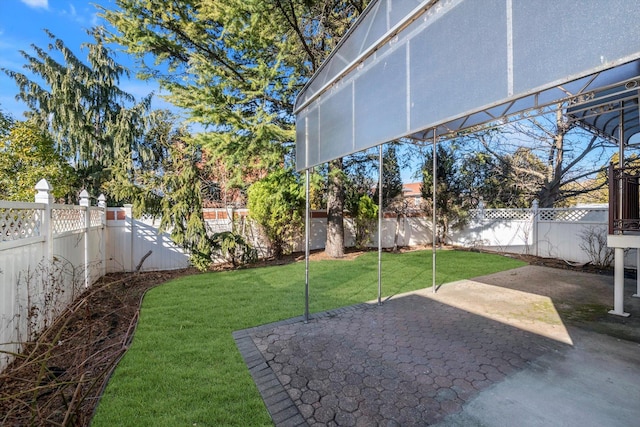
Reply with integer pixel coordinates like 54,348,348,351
294,0,640,171
566,74,640,145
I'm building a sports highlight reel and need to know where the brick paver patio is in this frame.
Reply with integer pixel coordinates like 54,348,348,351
234,290,567,426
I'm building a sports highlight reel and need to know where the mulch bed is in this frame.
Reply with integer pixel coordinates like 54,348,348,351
0,247,616,426
0,268,196,426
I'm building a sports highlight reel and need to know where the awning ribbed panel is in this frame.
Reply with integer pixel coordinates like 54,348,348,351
295,0,640,171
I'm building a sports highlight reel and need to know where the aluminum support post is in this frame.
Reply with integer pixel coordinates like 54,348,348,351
432,131,437,293
305,169,310,322
378,145,383,306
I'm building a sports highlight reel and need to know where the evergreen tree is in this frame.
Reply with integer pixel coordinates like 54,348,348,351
247,168,305,258
421,143,465,244
159,136,213,270
3,32,220,269
3,29,151,199
105,110,217,270
374,144,403,208
0,107,12,138
102,0,369,258
343,150,378,214
458,151,517,208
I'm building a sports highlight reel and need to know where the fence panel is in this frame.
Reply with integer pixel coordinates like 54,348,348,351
450,206,612,264
106,206,190,273
0,236,44,371
0,183,106,373
536,208,609,263
452,209,534,254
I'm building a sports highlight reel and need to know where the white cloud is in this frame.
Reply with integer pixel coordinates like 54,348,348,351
59,3,102,27
20,0,49,9
60,3,85,24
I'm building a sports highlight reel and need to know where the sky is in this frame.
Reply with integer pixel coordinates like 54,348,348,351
0,0,421,182
0,0,166,120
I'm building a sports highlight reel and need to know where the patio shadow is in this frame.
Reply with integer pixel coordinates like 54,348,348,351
235,289,570,426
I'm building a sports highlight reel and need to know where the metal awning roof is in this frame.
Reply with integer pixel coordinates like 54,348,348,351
566,70,640,145
294,0,640,171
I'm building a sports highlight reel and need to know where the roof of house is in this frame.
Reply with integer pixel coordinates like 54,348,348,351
402,183,422,197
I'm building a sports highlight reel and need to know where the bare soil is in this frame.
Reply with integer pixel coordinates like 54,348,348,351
0,247,622,426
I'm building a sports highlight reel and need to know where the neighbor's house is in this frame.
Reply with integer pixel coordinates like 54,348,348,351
402,183,424,210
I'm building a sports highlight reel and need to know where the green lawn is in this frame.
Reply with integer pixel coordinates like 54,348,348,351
91,250,525,427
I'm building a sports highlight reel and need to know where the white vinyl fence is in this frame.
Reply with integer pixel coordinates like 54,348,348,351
450,202,611,264
105,205,189,273
0,180,106,372
0,181,617,373
294,205,612,267
207,204,611,265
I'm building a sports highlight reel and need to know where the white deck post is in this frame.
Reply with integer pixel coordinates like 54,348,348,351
635,249,640,298
609,247,630,317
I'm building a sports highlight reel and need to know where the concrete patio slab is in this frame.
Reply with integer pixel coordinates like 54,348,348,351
234,265,640,426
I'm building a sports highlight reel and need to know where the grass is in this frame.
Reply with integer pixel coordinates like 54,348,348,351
90,249,525,427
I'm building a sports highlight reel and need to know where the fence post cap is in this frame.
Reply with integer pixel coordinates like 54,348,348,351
98,194,107,208
34,179,53,203
35,178,52,192
79,189,91,207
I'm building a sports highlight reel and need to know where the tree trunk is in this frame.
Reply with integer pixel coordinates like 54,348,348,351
539,107,568,208
325,158,345,258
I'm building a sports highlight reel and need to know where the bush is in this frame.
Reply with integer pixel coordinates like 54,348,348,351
579,226,613,267
247,169,305,258
211,231,257,267
353,194,378,248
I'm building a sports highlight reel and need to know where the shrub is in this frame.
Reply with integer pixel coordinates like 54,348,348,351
353,194,378,248
247,169,305,258
211,231,257,267
579,226,613,267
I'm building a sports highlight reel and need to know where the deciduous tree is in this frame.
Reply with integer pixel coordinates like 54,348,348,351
465,110,614,208
0,120,75,201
